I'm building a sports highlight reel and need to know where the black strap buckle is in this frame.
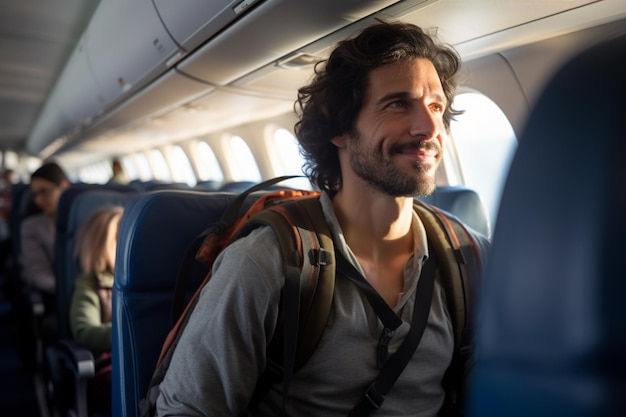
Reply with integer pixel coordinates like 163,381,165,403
364,383,384,409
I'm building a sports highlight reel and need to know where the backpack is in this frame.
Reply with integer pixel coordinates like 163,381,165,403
139,178,484,417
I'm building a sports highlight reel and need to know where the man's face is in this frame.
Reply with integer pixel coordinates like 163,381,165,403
344,58,447,197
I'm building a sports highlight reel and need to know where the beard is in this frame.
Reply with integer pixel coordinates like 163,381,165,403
349,134,441,197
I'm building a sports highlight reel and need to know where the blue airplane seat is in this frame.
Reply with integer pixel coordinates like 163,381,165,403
54,184,139,338
54,184,140,340
111,190,239,417
218,180,258,192
47,184,139,417
417,185,491,238
7,183,36,299
469,34,626,416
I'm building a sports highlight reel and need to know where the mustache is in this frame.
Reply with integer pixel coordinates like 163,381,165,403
389,140,441,155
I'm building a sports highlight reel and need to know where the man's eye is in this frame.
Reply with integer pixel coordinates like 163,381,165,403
387,100,407,109
431,103,444,112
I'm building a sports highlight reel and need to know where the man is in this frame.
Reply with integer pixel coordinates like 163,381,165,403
156,21,489,416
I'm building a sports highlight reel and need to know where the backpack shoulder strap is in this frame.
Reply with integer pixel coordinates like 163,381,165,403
246,196,335,410
248,196,336,368
413,199,484,416
412,199,483,349
272,196,335,369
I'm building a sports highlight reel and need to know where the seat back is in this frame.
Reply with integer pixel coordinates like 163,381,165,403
6,183,34,296
417,185,490,237
218,180,258,192
128,180,190,191
469,34,626,416
111,190,239,417
55,184,139,339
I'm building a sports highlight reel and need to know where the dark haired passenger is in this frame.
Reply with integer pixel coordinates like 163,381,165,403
156,21,489,416
20,162,70,302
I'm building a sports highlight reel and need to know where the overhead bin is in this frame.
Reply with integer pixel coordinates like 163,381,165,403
176,0,403,85
26,37,103,155
27,0,182,155
84,0,181,108
53,69,216,155
153,0,264,53
232,0,439,96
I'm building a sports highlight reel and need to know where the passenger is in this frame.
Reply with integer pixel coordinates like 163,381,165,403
69,206,123,413
69,206,123,355
156,21,489,416
0,168,18,225
0,168,18,273
20,162,70,305
107,158,130,184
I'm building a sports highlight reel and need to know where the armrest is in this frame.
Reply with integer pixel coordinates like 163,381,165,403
26,289,46,317
45,339,95,417
56,339,96,379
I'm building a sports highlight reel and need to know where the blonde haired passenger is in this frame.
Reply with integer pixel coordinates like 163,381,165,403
69,206,123,355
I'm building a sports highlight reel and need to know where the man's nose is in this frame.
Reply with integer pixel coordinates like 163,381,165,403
409,104,441,140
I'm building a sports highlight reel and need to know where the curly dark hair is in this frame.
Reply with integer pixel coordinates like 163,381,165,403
31,161,69,185
294,21,462,195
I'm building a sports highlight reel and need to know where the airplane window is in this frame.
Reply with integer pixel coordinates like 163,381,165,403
78,161,110,183
273,128,312,190
170,146,197,186
150,149,172,181
119,155,137,181
3,151,18,170
196,141,224,182
77,165,96,183
134,152,154,181
26,156,42,175
449,92,518,229
228,136,262,182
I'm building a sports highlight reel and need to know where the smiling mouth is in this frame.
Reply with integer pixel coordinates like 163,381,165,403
391,141,440,160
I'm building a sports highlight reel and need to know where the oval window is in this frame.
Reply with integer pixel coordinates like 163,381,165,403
449,92,518,229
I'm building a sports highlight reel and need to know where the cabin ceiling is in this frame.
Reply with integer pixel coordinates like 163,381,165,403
0,0,101,152
1,0,626,171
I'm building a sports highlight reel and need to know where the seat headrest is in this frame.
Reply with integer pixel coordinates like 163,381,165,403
417,185,490,237
470,34,626,416
112,190,239,417
54,186,139,339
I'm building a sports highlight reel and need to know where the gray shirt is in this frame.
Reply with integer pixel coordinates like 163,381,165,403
156,193,457,416
20,213,56,293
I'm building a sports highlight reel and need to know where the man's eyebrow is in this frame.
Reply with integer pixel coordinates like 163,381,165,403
432,92,447,105
375,91,447,106
376,91,409,106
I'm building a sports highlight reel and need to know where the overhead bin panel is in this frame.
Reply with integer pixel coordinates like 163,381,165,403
84,0,181,110
176,0,401,86
233,0,439,96
26,37,103,155
57,38,104,127
153,0,264,52
54,69,215,155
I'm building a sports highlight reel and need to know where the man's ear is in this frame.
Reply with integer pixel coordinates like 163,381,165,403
331,134,348,148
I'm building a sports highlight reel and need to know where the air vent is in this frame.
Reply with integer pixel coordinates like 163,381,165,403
277,52,322,69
